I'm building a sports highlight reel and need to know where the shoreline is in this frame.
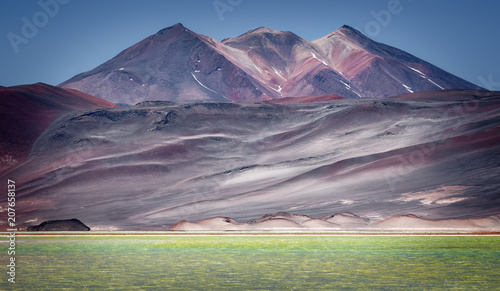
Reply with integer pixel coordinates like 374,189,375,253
2,231,500,236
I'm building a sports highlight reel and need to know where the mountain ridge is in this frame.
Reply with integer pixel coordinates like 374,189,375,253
59,23,482,104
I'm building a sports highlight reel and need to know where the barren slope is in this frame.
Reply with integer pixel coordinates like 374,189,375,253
0,83,117,172
2,90,499,230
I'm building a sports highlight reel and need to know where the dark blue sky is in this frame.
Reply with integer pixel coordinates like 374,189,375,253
2,0,499,89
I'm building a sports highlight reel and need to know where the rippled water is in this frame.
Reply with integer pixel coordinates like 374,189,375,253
5,235,500,290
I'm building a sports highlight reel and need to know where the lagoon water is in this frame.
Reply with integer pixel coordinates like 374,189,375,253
6,235,500,290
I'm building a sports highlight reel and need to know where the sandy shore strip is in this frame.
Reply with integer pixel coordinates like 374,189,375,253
2,231,500,236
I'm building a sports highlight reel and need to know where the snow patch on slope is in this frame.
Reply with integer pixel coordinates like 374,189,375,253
426,78,445,90
191,72,218,94
311,52,328,66
340,80,351,89
340,79,362,97
272,67,287,80
402,84,414,93
252,63,262,74
408,66,425,76
407,66,444,90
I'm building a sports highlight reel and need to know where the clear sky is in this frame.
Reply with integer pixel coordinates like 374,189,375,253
1,0,499,89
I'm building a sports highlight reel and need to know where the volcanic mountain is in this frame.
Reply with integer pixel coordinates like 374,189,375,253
3,89,499,230
59,24,481,104
0,83,117,172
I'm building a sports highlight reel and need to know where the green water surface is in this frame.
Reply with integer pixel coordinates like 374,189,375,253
2,235,499,290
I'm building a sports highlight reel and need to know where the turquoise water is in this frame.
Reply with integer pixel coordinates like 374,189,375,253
2,235,499,290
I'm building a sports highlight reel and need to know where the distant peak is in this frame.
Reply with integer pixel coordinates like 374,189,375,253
156,23,188,35
224,26,302,45
172,22,185,29
339,24,356,31
235,26,286,38
250,26,280,34
334,25,367,39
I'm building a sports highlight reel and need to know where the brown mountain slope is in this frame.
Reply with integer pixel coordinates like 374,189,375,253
0,83,117,172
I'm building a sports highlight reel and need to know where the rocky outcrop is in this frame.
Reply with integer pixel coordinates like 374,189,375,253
27,219,90,231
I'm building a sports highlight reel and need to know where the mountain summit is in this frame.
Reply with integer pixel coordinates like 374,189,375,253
59,24,481,104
